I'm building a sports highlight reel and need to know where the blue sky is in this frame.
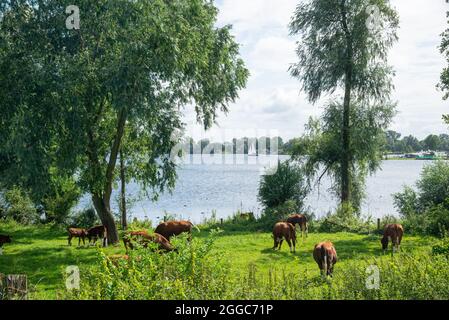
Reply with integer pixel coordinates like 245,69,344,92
184,0,449,141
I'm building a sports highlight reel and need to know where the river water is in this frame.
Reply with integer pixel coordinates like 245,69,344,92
78,155,429,223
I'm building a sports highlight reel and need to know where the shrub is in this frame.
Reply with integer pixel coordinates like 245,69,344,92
42,174,81,224
0,187,38,224
394,161,449,236
315,204,373,233
258,160,309,211
432,237,449,256
63,230,233,300
69,208,99,229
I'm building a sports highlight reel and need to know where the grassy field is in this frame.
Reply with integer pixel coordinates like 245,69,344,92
0,221,439,299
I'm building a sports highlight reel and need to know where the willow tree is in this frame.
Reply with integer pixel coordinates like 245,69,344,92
0,0,248,243
289,0,398,208
441,8,449,125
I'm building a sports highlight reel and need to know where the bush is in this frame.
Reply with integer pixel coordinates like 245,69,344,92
258,160,309,211
238,253,449,299
432,237,449,256
201,201,310,233
63,242,449,300
315,204,374,233
42,174,81,224
0,187,39,224
69,208,99,229
257,200,298,231
394,161,449,236
63,230,233,300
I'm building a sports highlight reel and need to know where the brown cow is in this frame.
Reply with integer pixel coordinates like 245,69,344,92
87,225,107,247
313,241,337,277
67,228,87,246
381,224,404,252
123,231,175,253
154,220,196,241
0,234,12,248
287,214,308,239
107,254,130,266
272,222,296,253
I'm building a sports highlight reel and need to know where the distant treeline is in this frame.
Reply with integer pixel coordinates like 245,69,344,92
182,131,449,156
179,137,288,155
383,130,449,154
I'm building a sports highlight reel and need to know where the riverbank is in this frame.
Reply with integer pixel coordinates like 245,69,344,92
0,221,439,299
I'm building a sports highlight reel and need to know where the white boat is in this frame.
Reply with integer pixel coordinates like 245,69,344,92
248,143,258,156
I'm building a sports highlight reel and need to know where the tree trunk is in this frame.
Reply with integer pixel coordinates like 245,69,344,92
341,74,351,205
340,0,352,206
87,108,127,244
120,148,127,231
92,194,119,244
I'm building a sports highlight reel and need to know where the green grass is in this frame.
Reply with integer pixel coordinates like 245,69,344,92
0,220,438,299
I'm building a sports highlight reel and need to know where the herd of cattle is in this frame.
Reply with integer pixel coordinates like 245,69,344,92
274,214,404,276
0,216,404,277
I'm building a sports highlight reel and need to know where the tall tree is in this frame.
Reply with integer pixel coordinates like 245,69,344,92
0,0,249,243
289,0,398,207
440,8,449,127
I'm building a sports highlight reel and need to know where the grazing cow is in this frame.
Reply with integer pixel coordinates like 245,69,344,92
0,234,12,248
107,254,130,266
381,224,404,252
313,241,337,277
154,220,196,241
67,228,87,246
287,214,308,239
123,231,175,253
272,222,296,253
87,225,108,247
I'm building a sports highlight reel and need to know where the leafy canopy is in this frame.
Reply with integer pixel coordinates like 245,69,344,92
289,0,399,104
292,100,396,212
0,0,249,203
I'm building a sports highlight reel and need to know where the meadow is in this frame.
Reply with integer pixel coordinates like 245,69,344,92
1,220,447,300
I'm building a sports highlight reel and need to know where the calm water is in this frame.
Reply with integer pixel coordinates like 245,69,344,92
79,156,429,223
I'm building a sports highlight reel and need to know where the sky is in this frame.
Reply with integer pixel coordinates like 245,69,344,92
183,0,449,142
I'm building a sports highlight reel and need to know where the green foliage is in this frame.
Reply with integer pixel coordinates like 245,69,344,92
432,237,449,256
257,200,299,231
0,222,442,300
232,253,449,300
0,187,38,225
60,235,449,300
394,161,449,236
69,208,99,229
439,10,449,101
289,0,399,103
289,0,398,210
63,230,232,300
258,160,309,211
0,0,248,240
42,171,81,224
293,100,395,212
314,204,372,233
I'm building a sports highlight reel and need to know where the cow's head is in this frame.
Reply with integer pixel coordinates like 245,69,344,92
381,236,388,250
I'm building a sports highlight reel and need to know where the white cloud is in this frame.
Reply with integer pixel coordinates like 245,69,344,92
185,0,449,141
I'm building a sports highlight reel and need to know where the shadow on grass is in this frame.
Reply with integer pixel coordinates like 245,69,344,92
0,245,99,295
